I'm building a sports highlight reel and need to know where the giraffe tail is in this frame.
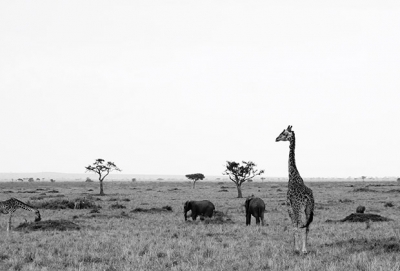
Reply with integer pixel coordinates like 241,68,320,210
300,210,314,229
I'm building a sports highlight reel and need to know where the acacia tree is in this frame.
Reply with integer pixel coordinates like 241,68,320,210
85,159,121,196
223,161,264,198
185,173,205,189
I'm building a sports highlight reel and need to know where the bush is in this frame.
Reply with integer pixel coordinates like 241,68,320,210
110,203,126,209
85,177,94,182
30,198,100,210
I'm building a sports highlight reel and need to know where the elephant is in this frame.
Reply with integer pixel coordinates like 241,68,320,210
184,200,215,221
245,196,266,226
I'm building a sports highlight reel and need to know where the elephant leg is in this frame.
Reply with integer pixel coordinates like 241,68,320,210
246,213,251,225
255,216,260,225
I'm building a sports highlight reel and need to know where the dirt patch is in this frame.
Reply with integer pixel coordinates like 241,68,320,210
326,213,392,223
131,206,173,213
14,220,80,232
352,187,377,193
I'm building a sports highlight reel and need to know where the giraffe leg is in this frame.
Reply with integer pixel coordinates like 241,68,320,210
7,215,12,232
293,227,300,252
301,227,309,254
288,206,300,252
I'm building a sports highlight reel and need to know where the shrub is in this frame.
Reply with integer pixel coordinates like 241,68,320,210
110,203,126,209
30,198,100,210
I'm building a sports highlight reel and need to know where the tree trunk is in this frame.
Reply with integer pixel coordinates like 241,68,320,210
193,181,196,189
99,180,105,196
236,184,243,198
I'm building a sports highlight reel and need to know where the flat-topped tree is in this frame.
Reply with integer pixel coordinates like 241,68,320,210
223,161,264,198
185,173,205,189
85,159,121,196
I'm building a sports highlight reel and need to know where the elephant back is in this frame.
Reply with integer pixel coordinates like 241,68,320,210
248,197,265,209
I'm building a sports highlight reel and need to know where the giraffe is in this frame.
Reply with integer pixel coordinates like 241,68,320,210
0,198,41,231
276,125,314,254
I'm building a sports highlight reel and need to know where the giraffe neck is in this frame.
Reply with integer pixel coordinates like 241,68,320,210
288,132,303,184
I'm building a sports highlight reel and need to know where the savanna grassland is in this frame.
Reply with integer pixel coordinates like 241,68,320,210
1,180,400,271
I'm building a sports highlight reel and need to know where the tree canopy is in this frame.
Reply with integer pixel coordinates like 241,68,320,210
185,173,205,188
223,161,264,198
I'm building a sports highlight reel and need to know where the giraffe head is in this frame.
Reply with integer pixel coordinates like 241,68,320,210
275,125,293,142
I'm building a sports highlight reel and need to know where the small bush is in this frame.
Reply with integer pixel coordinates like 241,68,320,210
110,203,126,209
384,202,394,207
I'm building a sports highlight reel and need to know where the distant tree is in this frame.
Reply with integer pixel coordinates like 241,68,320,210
131,178,137,182
28,178,34,182
247,179,253,183
185,173,205,189
361,176,366,181
50,179,55,183
223,161,264,198
85,177,94,183
17,178,23,182
261,177,266,182
36,178,40,181
85,159,121,196
397,178,400,182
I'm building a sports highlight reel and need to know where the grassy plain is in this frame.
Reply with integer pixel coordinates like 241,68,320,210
0,180,400,271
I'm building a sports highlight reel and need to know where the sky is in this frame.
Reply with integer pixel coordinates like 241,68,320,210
0,1,399,178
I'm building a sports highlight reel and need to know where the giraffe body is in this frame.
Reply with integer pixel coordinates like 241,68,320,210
0,198,41,231
276,125,314,253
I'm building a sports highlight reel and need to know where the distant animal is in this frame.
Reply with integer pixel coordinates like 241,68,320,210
276,125,315,254
245,195,266,226
184,200,215,221
0,198,41,231
356,205,366,213
74,198,86,209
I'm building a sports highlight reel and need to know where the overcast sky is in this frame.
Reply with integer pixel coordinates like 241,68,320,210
0,1,399,178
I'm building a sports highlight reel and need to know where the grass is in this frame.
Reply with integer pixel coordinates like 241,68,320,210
0,181,399,270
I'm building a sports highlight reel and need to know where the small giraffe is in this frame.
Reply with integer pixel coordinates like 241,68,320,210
276,125,314,254
0,198,41,231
